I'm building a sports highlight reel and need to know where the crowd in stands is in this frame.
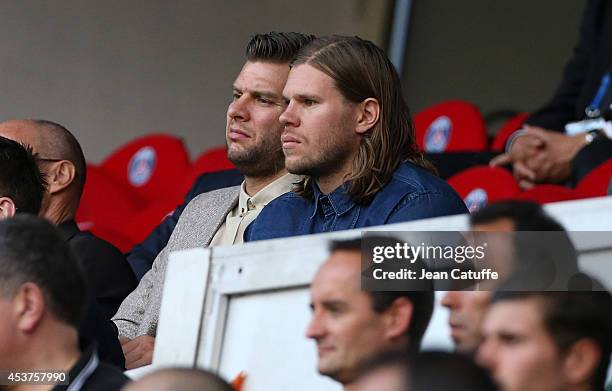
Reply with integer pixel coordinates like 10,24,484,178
0,2,611,389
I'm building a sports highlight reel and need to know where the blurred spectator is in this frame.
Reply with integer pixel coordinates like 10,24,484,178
306,237,433,389
121,367,233,391
113,32,315,369
0,215,128,390
478,291,612,391
491,0,612,188
245,36,467,242
0,134,125,367
127,168,243,280
0,135,46,218
442,200,580,355
0,119,136,319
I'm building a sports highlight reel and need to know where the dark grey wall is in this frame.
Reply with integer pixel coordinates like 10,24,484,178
403,1,584,124
0,0,389,162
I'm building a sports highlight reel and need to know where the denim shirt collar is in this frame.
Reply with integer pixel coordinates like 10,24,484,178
310,180,357,218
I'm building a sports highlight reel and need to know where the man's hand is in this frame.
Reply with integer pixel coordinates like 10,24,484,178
120,335,155,369
521,126,586,184
490,131,544,188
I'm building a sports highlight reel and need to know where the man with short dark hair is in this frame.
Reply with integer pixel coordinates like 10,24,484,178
0,215,128,390
0,135,46,218
442,200,580,355
113,32,316,369
0,119,137,319
306,237,434,390
246,36,466,242
478,291,612,391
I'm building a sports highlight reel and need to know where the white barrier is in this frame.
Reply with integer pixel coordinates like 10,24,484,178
150,196,612,389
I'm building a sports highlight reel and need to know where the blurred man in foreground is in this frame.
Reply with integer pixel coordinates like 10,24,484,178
478,291,612,391
307,237,434,390
0,215,128,390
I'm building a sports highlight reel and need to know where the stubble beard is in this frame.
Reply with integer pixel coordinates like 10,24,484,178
227,130,285,178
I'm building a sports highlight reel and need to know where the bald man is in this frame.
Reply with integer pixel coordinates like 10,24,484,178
121,368,233,391
0,119,137,319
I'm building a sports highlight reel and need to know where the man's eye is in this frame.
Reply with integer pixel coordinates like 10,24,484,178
232,92,241,100
304,99,317,106
257,97,272,104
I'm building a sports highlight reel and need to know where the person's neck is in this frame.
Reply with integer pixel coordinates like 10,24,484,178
243,169,288,197
14,325,80,391
343,381,358,391
316,164,353,195
40,197,75,226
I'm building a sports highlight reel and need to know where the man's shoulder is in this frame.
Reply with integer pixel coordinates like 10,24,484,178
188,185,241,208
387,162,457,195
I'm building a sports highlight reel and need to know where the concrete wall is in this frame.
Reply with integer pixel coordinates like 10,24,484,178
0,1,586,161
0,0,389,162
403,0,584,123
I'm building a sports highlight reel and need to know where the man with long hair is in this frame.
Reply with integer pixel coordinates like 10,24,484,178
245,36,466,241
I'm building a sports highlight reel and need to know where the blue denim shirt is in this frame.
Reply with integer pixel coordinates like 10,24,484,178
244,162,467,241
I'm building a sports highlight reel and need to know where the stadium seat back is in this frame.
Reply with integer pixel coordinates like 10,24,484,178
516,184,584,204
576,158,612,197
413,100,488,152
490,112,530,152
76,165,140,230
447,166,520,212
120,199,180,244
100,134,191,204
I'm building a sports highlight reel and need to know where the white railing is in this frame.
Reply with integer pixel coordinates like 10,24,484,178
142,196,612,389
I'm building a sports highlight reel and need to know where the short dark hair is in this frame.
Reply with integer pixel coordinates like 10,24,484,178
470,200,565,231
330,237,434,351
0,136,46,214
491,291,612,390
0,215,86,328
245,32,316,63
31,120,87,201
471,200,579,290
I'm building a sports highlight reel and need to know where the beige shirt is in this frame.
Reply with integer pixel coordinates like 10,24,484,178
209,173,298,246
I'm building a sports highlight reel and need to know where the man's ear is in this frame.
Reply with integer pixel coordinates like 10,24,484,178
355,98,380,135
562,338,601,386
13,282,46,333
46,161,76,194
383,297,414,340
0,197,17,219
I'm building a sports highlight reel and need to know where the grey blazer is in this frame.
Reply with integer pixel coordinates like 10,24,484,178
112,186,240,339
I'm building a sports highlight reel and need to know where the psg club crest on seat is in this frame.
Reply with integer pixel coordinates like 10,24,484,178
464,188,488,213
424,116,452,152
128,146,157,186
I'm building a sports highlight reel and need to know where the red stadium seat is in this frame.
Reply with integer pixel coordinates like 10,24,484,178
516,185,584,204
490,112,530,152
413,100,488,152
193,146,235,174
100,134,191,205
576,158,612,197
119,198,180,244
448,166,520,212
76,165,140,229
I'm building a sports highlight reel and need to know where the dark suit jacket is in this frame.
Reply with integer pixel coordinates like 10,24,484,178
126,168,244,280
527,0,612,131
59,219,137,319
